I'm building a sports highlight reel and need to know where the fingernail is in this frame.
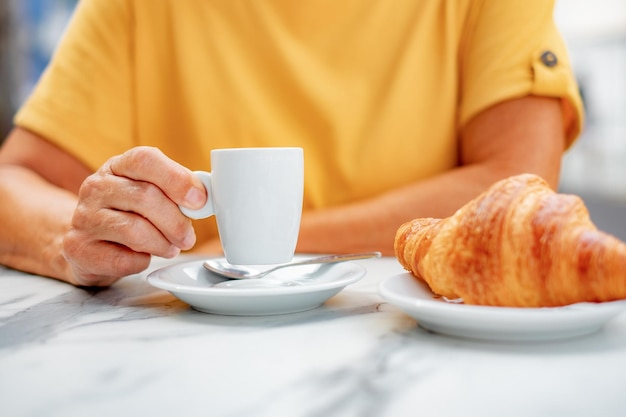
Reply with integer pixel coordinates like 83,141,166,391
182,228,196,249
167,245,181,258
184,187,205,208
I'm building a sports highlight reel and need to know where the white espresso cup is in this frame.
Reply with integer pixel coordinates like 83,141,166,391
180,147,304,265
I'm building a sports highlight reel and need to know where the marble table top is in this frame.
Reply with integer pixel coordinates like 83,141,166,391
2,255,626,417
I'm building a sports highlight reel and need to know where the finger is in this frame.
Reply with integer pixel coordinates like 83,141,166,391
79,171,196,250
63,237,152,287
107,146,206,209
71,193,184,258
82,209,183,258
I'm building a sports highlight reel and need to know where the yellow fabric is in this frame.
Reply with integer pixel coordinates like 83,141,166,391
15,0,584,244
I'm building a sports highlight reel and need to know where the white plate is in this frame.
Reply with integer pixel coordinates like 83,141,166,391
379,273,626,342
147,257,366,316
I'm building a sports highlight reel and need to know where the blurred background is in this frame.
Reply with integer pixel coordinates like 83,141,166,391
1,0,77,140
0,0,625,235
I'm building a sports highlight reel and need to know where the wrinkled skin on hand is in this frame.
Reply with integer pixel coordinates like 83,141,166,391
62,146,206,286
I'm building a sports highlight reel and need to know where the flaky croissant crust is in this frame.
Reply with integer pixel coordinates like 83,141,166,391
394,174,626,307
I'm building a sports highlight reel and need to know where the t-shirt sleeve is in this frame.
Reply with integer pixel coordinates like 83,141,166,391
459,0,584,147
14,0,135,171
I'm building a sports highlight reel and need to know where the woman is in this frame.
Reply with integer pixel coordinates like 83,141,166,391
0,0,583,286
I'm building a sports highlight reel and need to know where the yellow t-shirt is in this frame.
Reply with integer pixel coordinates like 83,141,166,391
15,0,583,243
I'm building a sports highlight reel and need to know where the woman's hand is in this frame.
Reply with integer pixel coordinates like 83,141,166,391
62,146,207,286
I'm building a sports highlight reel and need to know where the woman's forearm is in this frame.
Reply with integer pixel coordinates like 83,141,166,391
296,96,567,256
295,163,509,256
0,165,77,280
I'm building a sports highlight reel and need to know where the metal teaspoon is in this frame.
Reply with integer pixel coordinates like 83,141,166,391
203,251,382,280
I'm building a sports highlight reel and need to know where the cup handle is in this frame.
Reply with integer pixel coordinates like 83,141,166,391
179,171,215,220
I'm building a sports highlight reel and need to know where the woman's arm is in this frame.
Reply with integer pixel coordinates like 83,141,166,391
295,95,568,255
0,128,88,280
0,127,206,285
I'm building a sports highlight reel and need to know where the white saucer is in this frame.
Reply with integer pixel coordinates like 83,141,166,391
379,273,626,342
147,257,366,316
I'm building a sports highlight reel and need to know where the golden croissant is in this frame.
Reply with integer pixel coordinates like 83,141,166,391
394,173,626,307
